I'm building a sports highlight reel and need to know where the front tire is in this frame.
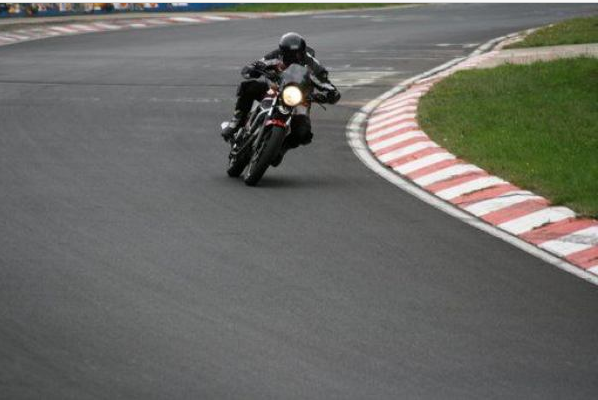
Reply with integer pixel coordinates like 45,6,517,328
244,126,286,186
227,147,250,177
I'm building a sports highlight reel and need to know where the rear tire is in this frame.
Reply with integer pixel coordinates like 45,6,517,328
244,126,286,186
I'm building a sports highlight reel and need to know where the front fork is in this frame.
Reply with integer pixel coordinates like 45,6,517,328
255,98,293,151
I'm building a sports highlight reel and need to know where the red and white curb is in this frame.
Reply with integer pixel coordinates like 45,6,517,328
0,13,275,47
347,33,598,285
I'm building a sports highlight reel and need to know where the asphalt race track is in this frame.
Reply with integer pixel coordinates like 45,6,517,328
2,4,598,399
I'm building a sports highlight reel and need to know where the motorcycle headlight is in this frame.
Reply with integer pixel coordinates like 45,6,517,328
282,85,303,107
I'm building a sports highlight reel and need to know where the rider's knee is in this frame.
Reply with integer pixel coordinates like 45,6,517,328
237,80,268,98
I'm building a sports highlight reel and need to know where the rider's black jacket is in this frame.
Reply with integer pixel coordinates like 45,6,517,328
241,47,340,104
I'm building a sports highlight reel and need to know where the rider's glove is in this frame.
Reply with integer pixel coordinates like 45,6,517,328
241,61,267,79
326,90,341,105
312,93,328,103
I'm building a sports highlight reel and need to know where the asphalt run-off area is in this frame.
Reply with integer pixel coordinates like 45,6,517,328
1,4,598,400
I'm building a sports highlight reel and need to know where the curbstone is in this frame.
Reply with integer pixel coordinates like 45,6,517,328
347,33,598,285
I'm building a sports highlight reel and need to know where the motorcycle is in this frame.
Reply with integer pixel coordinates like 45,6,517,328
222,63,328,186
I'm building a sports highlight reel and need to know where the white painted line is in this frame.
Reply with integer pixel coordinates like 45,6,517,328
378,141,439,164
414,164,482,186
394,152,456,175
498,207,576,235
368,130,427,152
539,226,598,257
0,35,17,42
435,176,506,200
463,191,540,216
366,120,418,140
128,23,147,28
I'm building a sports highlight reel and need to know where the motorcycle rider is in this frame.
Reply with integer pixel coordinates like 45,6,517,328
221,32,341,156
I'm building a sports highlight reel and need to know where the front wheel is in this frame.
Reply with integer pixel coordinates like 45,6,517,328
244,126,286,186
227,143,251,177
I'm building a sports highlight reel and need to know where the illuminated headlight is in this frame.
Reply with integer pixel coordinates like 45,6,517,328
282,86,303,107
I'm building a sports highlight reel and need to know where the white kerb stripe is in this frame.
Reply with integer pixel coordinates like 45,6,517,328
371,98,416,115
144,19,170,24
539,226,598,257
369,111,416,126
170,17,202,23
588,266,598,276
464,191,539,216
366,120,418,140
377,100,421,115
93,23,121,30
376,96,421,113
435,176,506,200
498,207,576,235
379,91,425,108
370,98,416,114
368,106,417,128
394,152,456,175
375,105,416,117
369,130,426,152
0,35,17,42
414,164,482,186
202,15,229,21
68,24,99,31
368,111,417,131
50,26,77,34
3,33,29,40
128,23,147,28
378,141,438,164
40,30,60,36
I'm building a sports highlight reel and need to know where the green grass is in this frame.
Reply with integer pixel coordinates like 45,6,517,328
418,57,598,217
220,3,403,12
507,15,598,48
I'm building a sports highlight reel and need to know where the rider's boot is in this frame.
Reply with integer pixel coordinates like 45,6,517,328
221,110,247,143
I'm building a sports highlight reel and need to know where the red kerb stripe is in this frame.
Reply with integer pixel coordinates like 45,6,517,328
481,199,550,225
374,137,431,157
566,246,598,269
425,171,489,192
520,219,598,245
386,147,449,169
407,159,463,180
451,184,520,206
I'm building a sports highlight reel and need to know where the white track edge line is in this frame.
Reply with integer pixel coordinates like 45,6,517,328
345,34,598,286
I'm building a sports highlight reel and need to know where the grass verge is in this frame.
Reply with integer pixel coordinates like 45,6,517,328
220,3,403,13
418,57,598,217
506,15,598,49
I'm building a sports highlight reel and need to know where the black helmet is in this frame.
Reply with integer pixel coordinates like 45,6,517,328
279,32,307,65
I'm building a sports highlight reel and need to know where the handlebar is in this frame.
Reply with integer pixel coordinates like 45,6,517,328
252,65,279,83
